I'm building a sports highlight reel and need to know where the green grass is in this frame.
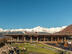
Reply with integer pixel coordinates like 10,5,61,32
11,43,64,54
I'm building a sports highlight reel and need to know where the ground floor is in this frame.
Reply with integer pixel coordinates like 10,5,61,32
5,35,71,47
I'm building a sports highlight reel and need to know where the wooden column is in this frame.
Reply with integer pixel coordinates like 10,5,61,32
11,36,13,41
10,36,13,44
64,37,67,41
51,37,53,41
71,42,72,48
55,37,56,41
36,36,38,43
24,36,26,42
58,37,59,41
30,36,32,43
21,36,24,42
64,37,68,47
44,36,46,43
56,37,59,46
62,37,64,43
17,36,19,41
57,37,59,43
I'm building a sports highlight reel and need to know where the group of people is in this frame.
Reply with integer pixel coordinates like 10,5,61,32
0,44,27,54
1,46,20,54
8,47,20,54
8,47,27,54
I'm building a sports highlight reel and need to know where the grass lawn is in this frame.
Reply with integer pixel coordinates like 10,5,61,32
10,43,66,54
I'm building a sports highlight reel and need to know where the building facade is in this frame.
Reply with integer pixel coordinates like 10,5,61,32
2,24,72,47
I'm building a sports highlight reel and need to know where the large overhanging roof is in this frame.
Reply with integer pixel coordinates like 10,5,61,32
0,33,7,42
2,31,51,36
2,31,24,35
25,32,51,36
53,24,72,36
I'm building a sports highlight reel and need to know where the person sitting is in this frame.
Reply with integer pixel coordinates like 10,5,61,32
14,47,17,52
16,49,20,54
9,49,14,54
16,47,20,54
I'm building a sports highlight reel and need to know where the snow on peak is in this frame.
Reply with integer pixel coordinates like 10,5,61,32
0,28,3,32
32,26,48,32
47,26,67,33
31,26,67,33
0,25,67,33
34,26,42,29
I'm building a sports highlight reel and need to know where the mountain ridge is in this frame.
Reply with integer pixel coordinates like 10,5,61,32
1,26,67,33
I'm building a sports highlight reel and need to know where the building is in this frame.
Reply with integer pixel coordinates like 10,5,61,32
0,34,8,47
2,24,72,47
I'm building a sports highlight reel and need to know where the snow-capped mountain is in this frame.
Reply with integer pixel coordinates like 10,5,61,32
0,28,3,32
2,26,67,33
29,26,67,33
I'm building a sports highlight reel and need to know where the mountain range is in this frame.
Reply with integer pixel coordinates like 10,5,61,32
0,26,67,34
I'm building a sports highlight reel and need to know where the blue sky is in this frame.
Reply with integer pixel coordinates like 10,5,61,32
0,0,72,29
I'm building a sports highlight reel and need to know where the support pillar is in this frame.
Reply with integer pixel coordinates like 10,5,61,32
11,36,13,41
55,37,56,41
44,36,46,43
57,37,60,43
64,37,68,47
21,36,24,41
56,37,59,46
10,36,13,44
71,42,72,48
51,37,53,41
62,37,64,43
24,36,26,42
36,36,38,43
64,37,67,42
30,36,32,43
17,36,19,41
58,37,59,41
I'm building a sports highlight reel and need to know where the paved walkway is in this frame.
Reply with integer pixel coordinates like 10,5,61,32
40,42,72,54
